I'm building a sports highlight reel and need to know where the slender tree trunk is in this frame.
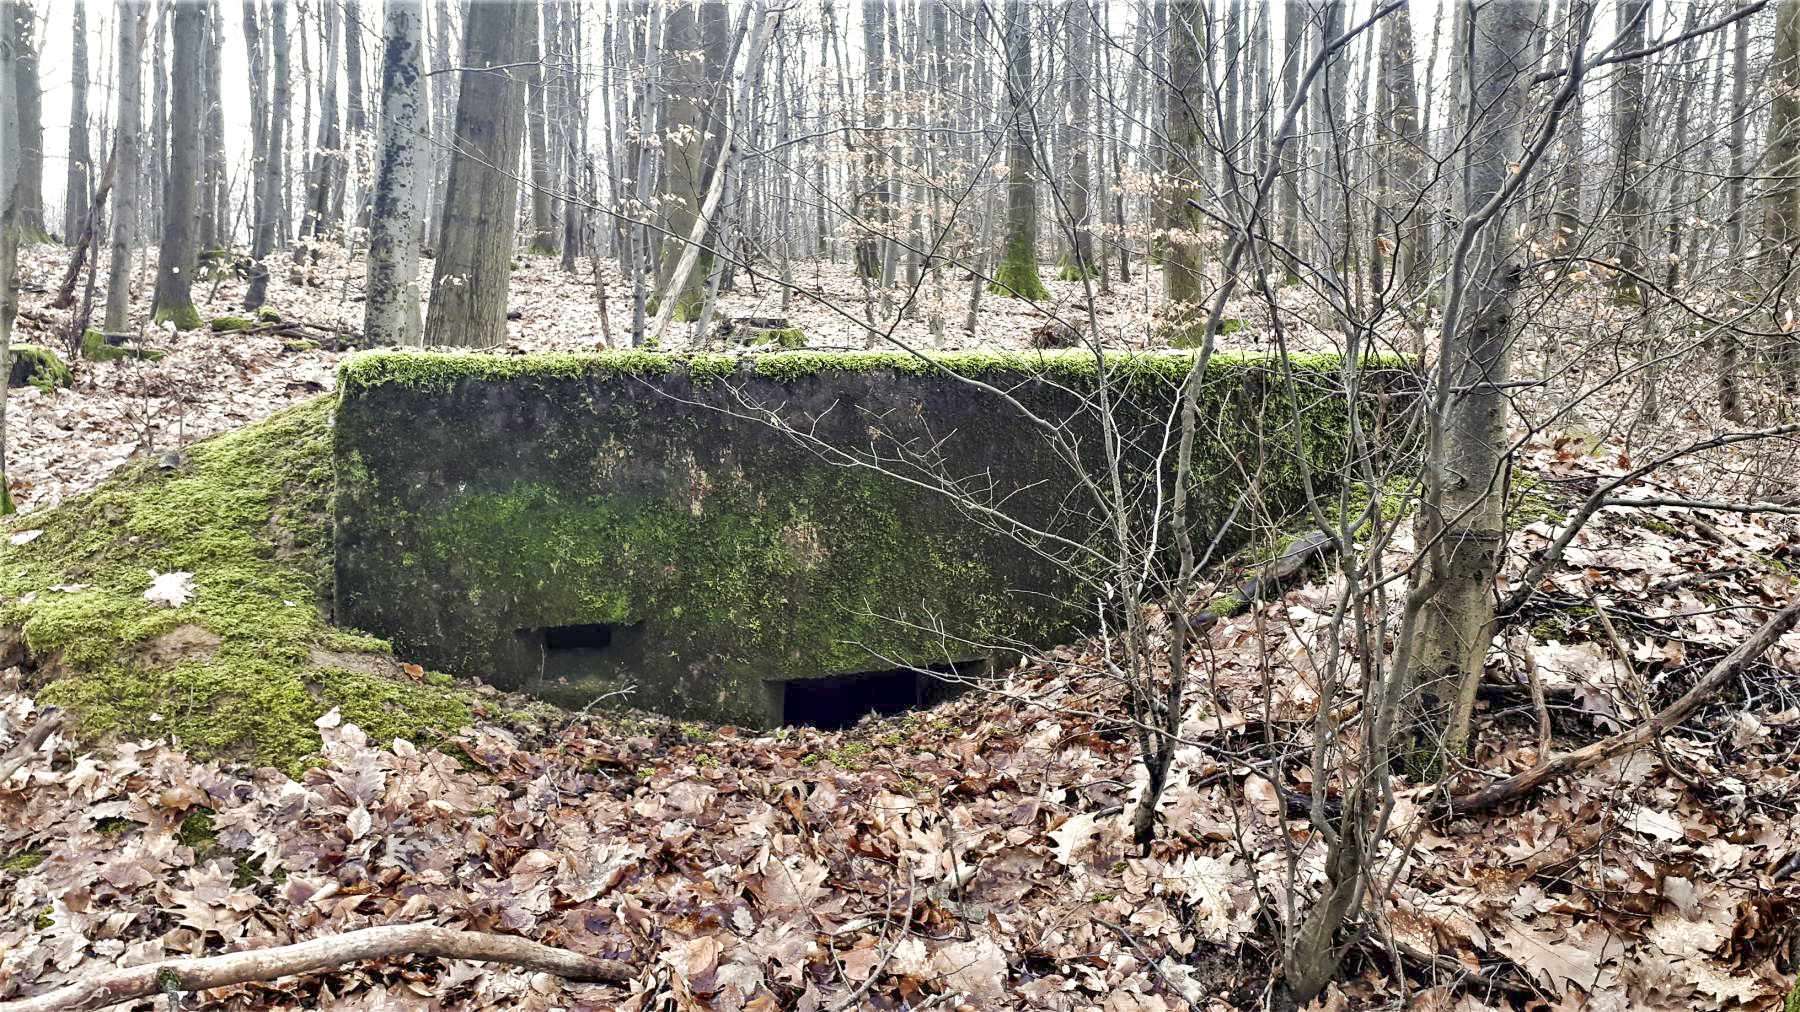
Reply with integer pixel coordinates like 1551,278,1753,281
272,0,293,248
1766,0,1800,392
990,0,1047,301
1378,1,1424,299
525,11,559,256
423,1,530,348
1405,0,1538,763
64,0,91,246
294,0,342,276
1161,0,1206,332
1,0,20,514
245,0,285,311
9,1,46,242
104,3,145,333
1720,12,1750,420
365,0,427,346
1059,3,1094,281
1611,0,1647,299
150,2,205,330
198,0,225,251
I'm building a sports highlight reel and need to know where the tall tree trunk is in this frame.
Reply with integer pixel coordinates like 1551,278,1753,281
294,0,342,276
365,0,427,347
1,0,20,514
1059,3,1094,281
150,3,167,243
1720,11,1750,420
1160,0,1205,332
1404,0,1538,763
1610,0,1647,299
104,3,145,333
1766,0,1800,392
1377,0,1424,299
150,2,205,330
423,1,529,348
63,0,91,246
525,11,559,256
1550,0,1586,249
9,1,46,242
198,0,225,251
990,0,1047,301
272,0,293,248
651,0,724,323
346,0,369,232
245,0,285,311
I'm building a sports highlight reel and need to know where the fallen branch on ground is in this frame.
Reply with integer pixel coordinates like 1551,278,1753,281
1450,596,1800,815
0,709,64,785
0,923,636,1012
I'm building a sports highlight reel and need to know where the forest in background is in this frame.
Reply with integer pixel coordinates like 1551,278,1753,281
4,0,1800,1009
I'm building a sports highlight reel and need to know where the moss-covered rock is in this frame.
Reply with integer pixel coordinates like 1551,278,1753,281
0,398,469,770
81,330,167,362
335,348,1410,727
256,306,283,324
151,303,206,332
6,344,73,392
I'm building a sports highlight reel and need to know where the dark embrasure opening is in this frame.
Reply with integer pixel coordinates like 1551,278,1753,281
778,661,977,730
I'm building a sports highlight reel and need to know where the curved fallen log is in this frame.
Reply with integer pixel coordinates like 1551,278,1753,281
1450,595,1800,815
0,923,636,1012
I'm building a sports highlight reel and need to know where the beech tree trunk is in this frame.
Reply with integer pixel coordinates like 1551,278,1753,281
63,0,90,246
990,0,1047,301
524,12,558,256
1160,0,1205,327
423,1,530,348
365,0,427,346
1,0,21,514
1765,0,1800,390
8,1,45,242
149,3,204,331
103,3,144,333
1405,0,1537,762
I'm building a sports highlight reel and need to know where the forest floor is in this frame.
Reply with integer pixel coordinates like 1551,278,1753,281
3,243,1800,1010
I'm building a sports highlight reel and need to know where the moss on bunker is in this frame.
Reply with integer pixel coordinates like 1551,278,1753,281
0,397,469,770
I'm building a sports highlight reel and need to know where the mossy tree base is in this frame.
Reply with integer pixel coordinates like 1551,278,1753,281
151,303,206,332
987,250,1051,301
6,344,73,392
0,399,470,770
335,349,1401,727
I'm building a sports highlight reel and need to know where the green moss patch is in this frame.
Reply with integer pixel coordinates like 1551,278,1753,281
210,316,257,333
6,344,72,392
82,329,167,363
0,397,468,770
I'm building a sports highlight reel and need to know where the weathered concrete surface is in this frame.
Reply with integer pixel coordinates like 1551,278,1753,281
333,349,1401,726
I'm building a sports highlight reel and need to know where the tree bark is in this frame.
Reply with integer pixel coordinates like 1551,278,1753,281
423,1,530,349
1,0,20,514
62,0,91,246
525,10,559,256
1404,0,1537,763
1610,0,1648,298
0,923,633,1012
990,0,1048,301
8,1,45,242
1764,0,1800,391
149,3,205,331
1160,0,1206,328
103,3,144,333
365,0,427,347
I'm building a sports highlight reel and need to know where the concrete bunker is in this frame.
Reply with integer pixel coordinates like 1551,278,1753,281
333,349,1398,728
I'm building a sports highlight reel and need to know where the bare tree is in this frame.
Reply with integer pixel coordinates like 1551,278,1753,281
103,3,145,334
365,0,427,347
422,1,530,349
149,2,205,331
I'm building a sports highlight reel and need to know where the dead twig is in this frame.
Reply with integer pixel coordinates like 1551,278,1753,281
1450,596,1800,815
0,923,636,1012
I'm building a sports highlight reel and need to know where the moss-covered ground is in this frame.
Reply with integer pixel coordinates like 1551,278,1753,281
0,397,470,771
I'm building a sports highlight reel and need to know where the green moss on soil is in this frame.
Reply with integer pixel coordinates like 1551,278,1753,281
0,397,469,770
82,330,167,363
1,850,47,873
7,344,73,392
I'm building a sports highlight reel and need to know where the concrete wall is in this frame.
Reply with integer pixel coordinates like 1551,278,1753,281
333,349,1396,727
